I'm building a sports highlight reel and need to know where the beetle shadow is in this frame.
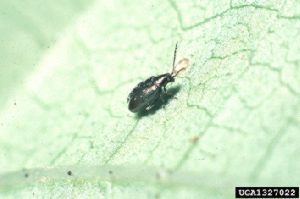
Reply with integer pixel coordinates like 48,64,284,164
135,85,181,118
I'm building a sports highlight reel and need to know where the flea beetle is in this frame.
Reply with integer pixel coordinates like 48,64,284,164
127,44,189,113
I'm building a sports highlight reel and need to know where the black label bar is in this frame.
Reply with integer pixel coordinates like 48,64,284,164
235,187,299,198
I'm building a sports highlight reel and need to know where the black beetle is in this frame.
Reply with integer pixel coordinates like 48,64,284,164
127,44,189,113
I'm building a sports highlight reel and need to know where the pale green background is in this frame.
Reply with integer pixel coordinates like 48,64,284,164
0,0,299,198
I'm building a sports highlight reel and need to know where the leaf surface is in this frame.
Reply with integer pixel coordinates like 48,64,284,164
0,0,300,198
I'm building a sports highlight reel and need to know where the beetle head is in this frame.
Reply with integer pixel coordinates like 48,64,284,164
166,73,175,82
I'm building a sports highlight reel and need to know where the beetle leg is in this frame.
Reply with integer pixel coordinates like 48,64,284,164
160,93,166,103
160,95,167,109
145,104,155,111
162,86,167,93
162,87,177,99
161,87,168,105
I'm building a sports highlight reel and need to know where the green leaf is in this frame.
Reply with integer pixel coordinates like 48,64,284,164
1,0,300,198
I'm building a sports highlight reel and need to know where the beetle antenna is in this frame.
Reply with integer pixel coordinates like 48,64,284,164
172,42,178,73
171,67,185,77
171,58,189,77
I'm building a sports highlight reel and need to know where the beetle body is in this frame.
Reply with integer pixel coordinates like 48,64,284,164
127,73,174,112
127,43,189,113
